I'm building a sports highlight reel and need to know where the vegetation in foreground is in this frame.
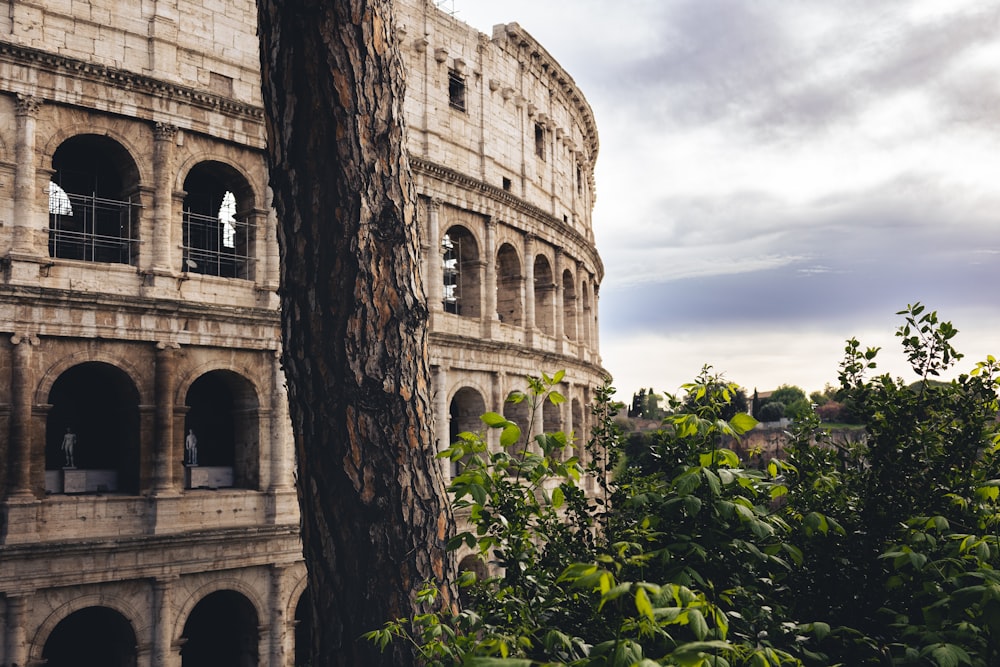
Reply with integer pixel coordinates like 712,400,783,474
368,304,1000,666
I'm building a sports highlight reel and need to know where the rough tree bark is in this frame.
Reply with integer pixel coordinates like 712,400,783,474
256,1,455,665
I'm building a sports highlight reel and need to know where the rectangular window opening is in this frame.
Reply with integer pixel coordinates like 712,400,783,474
534,123,546,160
448,69,466,112
502,177,512,192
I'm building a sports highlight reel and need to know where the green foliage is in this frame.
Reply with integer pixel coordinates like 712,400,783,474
368,304,1000,667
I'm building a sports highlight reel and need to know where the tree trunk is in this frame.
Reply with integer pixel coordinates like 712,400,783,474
256,1,455,665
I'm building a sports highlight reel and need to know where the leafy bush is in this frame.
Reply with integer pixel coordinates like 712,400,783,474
368,305,1000,667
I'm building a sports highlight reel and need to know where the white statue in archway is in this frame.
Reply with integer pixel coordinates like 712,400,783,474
61,427,77,468
185,429,198,466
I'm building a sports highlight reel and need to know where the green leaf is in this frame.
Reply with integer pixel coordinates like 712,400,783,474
729,412,758,434
635,586,655,621
499,424,521,449
552,486,565,509
463,659,533,667
481,412,509,428
689,608,709,640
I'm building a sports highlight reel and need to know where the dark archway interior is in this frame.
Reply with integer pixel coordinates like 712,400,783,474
181,590,259,667
185,373,236,468
294,590,313,667
184,371,259,488
46,362,140,493
182,161,254,279
42,606,137,667
49,134,139,264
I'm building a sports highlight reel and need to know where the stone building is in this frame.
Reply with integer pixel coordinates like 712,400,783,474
0,0,604,665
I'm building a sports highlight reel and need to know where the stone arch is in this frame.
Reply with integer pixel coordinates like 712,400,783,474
47,132,144,265
533,253,556,337
174,578,266,647
35,351,148,406
441,224,482,318
496,242,523,327
180,589,261,667
181,369,261,489
41,122,151,186
562,267,577,341
31,594,149,667
45,361,143,494
179,158,259,279
174,153,260,208
449,386,487,474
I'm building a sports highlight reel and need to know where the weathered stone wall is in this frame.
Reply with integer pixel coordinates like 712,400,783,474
0,1,606,665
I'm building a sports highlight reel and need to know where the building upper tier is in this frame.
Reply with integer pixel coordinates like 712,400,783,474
0,0,600,238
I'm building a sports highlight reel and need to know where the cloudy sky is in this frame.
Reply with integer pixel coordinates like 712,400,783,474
452,0,1000,399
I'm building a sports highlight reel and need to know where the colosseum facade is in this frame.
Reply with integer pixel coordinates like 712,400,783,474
0,0,605,665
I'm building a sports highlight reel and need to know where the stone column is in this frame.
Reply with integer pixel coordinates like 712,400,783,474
270,351,293,491
481,217,498,338
154,342,179,494
565,381,574,456
4,594,29,667
433,365,449,458
489,371,505,453
523,233,536,336
575,261,586,353
593,284,602,361
554,247,565,352
12,95,42,257
425,199,444,314
152,122,177,274
152,576,178,667
8,333,37,498
264,188,281,291
269,565,293,667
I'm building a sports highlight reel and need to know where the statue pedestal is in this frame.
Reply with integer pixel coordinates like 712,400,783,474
63,468,86,493
185,466,234,489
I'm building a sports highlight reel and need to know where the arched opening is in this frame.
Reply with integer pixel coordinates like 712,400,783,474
184,371,260,489
458,554,489,606
442,225,481,318
48,135,141,265
562,269,577,341
496,243,523,327
181,590,259,667
182,161,256,279
45,362,141,494
449,387,486,474
533,255,555,337
42,606,138,667
294,590,313,667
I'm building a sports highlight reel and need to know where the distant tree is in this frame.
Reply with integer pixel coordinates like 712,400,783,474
628,388,646,418
758,401,786,422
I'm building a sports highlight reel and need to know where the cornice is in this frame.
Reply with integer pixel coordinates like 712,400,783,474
0,40,264,122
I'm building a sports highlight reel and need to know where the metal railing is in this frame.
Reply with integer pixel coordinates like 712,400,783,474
182,210,255,280
48,192,139,265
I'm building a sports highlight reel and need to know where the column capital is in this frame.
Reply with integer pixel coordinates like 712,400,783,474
15,94,42,117
427,197,443,212
10,332,39,346
156,340,181,351
153,121,178,141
